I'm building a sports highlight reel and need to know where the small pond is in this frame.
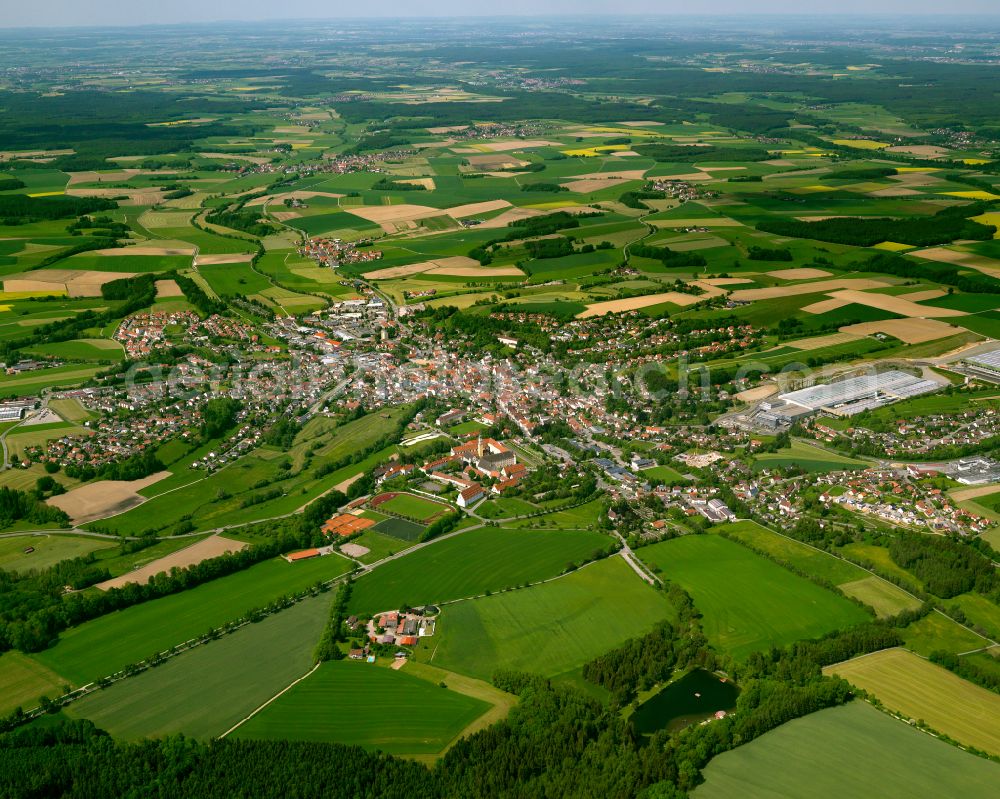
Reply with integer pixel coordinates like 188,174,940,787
631,669,738,736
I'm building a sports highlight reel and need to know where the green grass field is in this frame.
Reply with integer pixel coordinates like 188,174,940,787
64,593,332,740
694,701,1000,799
233,660,490,755
752,440,868,473
720,521,920,617
35,554,352,686
826,648,1000,756
0,534,115,573
901,612,991,656
377,493,450,522
0,652,68,716
428,556,672,683
506,498,606,530
348,526,611,615
638,535,870,659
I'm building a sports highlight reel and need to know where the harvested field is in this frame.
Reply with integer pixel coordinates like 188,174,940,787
430,264,524,277
66,169,140,185
786,332,863,350
886,144,952,158
445,200,513,218
4,270,139,298
154,279,183,298
825,647,1000,756
951,484,1000,502
246,191,345,207
766,267,833,280
911,247,1000,278
365,256,482,280
396,178,436,190
696,277,753,286
568,169,648,181
343,202,512,229
96,534,248,591
561,177,636,193
730,279,889,302
478,140,562,151
822,289,967,318
869,187,922,197
900,288,947,302
46,471,171,524
65,187,165,205
840,318,964,344
198,152,271,165
802,297,850,314
577,292,701,318
194,253,254,266
463,154,529,170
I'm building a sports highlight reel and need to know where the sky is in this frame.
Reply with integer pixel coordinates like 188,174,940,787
5,0,1000,28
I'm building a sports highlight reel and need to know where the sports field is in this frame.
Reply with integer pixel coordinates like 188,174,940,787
825,648,1000,756
348,526,611,615
638,535,870,659
376,493,450,522
694,702,1000,799
65,593,332,740
428,556,673,682
232,660,490,755
35,554,352,686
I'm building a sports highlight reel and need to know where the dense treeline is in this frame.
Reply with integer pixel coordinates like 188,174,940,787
0,194,117,225
0,178,26,191
583,620,710,704
63,449,164,483
862,251,1000,294
175,272,227,316
757,205,996,248
889,533,996,598
469,210,590,264
314,580,353,662
204,208,277,237
415,305,552,353
630,243,707,269
200,398,241,441
633,144,772,163
0,487,69,528
746,245,792,262
930,650,1000,694
821,167,898,181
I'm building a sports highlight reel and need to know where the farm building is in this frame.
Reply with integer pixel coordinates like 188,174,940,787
283,548,321,562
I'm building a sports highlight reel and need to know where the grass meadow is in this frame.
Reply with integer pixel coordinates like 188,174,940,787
427,556,673,683
638,535,871,659
64,593,332,739
233,660,490,755
348,526,611,615
35,554,352,686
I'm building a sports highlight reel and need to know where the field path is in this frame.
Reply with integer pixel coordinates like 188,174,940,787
218,662,321,738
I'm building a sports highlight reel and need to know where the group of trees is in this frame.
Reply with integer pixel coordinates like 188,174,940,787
468,210,591,265
757,205,996,248
746,245,792,262
0,194,116,226
0,487,68,528
63,449,164,484
888,533,996,599
630,243,707,269
314,580,353,662
633,143,772,163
